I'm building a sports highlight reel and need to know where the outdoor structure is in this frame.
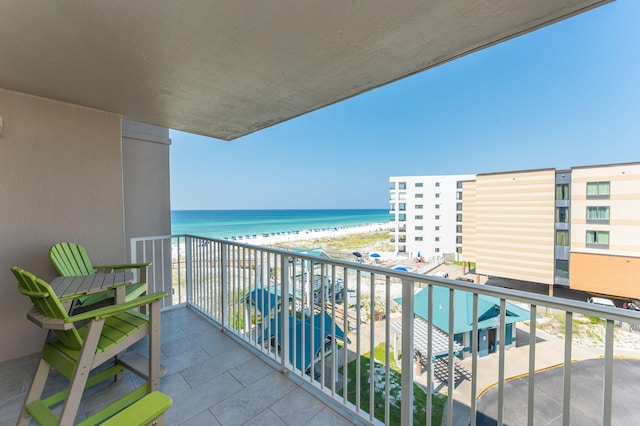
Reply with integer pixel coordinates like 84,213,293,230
461,162,640,299
389,174,475,260
397,286,530,358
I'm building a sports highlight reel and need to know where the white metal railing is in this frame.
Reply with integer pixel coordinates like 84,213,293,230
131,234,640,426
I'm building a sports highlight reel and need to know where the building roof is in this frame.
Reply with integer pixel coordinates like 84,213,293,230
0,1,610,140
263,311,347,372
397,286,530,334
391,317,463,358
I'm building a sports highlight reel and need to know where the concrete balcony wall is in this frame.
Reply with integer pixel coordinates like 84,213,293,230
0,89,126,361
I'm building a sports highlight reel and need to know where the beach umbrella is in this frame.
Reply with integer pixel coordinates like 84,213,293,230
369,253,380,258
352,251,362,258
395,267,408,272
417,251,421,258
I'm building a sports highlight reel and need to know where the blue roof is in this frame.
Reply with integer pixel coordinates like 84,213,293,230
241,287,284,314
262,311,347,372
396,286,530,334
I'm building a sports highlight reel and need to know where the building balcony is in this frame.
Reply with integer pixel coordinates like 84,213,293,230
3,235,639,425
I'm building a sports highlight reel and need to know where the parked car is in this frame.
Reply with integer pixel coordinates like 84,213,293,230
587,297,616,308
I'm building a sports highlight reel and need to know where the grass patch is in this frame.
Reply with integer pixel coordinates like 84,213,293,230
269,231,393,260
342,343,445,425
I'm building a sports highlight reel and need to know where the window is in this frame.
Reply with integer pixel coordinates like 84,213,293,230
555,259,569,279
415,226,423,231
435,193,440,198
456,225,462,233
398,203,406,211
456,192,462,200
586,206,610,224
435,182,440,187
457,182,463,189
556,184,569,200
435,226,440,231
415,215,423,220
556,230,569,246
456,247,462,254
398,182,407,190
390,203,395,211
556,207,569,223
435,237,440,242
415,193,423,198
435,248,440,253
398,214,406,222
415,182,423,188
415,204,423,209
586,181,610,199
456,214,462,222
586,230,609,248
456,236,462,244
435,215,440,220
456,203,462,211
435,204,440,209
415,237,423,241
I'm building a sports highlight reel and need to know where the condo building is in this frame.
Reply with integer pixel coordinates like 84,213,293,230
461,162,640,299
389,174,475,260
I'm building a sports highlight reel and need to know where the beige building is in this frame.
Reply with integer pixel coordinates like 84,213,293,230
462,163,640,299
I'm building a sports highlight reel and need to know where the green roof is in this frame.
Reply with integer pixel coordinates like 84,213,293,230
396,286,530,334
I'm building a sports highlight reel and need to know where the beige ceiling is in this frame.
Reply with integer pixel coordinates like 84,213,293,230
0,0,611,140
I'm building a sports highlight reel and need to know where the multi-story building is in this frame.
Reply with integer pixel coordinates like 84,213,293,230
389,174,474,260
462,162,640,299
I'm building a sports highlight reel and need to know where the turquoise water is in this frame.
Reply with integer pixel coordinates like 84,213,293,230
171,209,390,239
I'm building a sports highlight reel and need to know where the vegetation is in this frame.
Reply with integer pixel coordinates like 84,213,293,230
268,230,393,260
342,343,445,425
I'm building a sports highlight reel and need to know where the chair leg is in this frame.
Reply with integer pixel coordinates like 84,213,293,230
149,300,161,392
58,318,105,426
17,358,52,426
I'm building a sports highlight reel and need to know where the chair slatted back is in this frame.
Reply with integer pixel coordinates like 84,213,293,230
11,267,83,350
49,242,95,276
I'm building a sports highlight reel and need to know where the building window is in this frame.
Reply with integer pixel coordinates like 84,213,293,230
398,182,407,190
586,230,609,248
398,203,406,211
456,214,462,222
555,259,569,279
435,248,440,253
435,237,440,242
399,214,406,222
435,193,440,198
390,203,395,211
556,207,569,223
435,204,440,209
556,184,569,200
456,203,462,211
586,181,610,199
415,182,423,188
435,215,440,220
457,182,463,189
456,247,462,254
415,215,423,220
556,230,569,246
456,236,462,244
456,192,462,200
415,237,423,241
415,226,423,231
586,206,610,224
435,226,440,231
399,246,406,253
415,193,423,198
435,182,440,187
456,225,462,233
415,204,423,209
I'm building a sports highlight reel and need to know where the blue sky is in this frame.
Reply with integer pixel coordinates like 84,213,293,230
170,0,639,210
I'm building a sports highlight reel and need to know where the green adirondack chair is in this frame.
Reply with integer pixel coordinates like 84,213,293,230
12,267,168,426
49,242,150,309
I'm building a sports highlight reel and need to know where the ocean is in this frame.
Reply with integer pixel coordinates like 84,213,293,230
171,209,389,239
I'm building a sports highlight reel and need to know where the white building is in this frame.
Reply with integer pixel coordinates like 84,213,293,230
389,174,475,260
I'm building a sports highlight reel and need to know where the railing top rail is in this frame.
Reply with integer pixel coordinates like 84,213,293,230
141,234,640,324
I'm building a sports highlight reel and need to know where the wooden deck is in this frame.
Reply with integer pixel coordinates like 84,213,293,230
0,306,357,425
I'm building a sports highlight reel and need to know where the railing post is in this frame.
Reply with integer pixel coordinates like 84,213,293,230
185,236,193,306
221,242,229,332
280,254,290,372
401,278,414,426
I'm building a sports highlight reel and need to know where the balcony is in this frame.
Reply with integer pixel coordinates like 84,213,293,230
2,235,640,425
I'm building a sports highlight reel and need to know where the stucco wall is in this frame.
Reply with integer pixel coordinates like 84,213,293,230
0,89,126,361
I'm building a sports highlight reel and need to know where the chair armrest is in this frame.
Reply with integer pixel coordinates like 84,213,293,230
94,262,152,270
66,291,167,322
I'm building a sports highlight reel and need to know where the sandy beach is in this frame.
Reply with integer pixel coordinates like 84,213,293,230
227,222,392,246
